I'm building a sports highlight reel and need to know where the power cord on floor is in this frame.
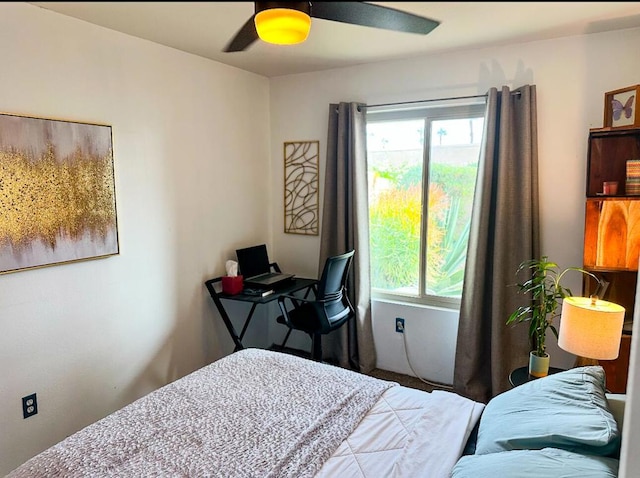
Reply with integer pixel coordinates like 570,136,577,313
401,320,454,391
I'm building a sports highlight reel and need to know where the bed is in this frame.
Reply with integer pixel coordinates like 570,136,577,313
8,349,624,477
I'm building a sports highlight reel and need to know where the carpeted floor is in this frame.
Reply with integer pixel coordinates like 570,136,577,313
367,368,453,393
273,345,452,393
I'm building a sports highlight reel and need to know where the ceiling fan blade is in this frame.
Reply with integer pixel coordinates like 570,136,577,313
224,15,259,52
311,2,440,35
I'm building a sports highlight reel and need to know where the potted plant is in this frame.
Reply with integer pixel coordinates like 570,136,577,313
506,256,599,377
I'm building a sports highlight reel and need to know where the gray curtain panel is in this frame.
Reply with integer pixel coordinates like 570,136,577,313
320,102,376,373
453,85,540,403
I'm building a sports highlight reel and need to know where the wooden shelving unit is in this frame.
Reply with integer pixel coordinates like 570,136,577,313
582,126,640,393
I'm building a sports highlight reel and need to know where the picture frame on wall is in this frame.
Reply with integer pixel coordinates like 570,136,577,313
284,140,319,236
603,85,640,129
0,112,119,274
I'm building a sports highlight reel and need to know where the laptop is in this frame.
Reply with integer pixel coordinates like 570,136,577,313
235,244,294,289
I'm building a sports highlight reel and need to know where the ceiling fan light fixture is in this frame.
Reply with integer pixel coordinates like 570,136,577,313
254,8,311,45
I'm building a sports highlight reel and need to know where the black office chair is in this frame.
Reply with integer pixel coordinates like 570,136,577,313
276,250,355,361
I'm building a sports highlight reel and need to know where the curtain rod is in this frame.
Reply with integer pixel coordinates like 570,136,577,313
364,90,521,109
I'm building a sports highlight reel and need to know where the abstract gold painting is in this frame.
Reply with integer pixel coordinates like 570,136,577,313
284,140,319,235
0,113,118,274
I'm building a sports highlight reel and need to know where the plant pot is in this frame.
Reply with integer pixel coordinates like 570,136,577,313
529,351,550,378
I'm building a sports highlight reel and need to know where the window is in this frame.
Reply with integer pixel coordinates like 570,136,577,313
366,104,485,308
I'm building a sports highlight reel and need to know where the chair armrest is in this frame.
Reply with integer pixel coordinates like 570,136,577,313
277,294,308,314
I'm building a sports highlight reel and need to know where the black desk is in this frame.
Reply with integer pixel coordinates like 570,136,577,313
509,366,566,388
205,277,317,351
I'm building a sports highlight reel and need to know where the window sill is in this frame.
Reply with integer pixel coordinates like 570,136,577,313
371,293,460,312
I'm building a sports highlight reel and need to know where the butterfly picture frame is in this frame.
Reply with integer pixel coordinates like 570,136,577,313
604,85,640,129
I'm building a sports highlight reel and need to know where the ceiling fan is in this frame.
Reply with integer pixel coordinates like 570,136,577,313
224,2,440,52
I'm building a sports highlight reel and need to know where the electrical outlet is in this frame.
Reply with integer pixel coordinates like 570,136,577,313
395,317,405,333
22,393,38,419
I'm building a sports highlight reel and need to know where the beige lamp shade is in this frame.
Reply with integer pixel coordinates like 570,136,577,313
558,296,625,360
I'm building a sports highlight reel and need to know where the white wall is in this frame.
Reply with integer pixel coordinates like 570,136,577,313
0,3,271,474
269,26,640,378
372,300,458,384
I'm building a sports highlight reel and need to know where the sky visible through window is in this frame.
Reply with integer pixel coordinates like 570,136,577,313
367,118,484,151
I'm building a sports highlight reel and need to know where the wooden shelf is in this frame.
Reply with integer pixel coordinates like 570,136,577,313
583,272,637,323
600,334,632,393
589,126,640,134
586,128,640,197
582,128,639,393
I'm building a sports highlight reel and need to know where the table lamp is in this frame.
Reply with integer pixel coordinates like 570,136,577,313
558,296,625,367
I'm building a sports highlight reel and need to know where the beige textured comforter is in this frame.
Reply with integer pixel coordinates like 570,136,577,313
8,349,396,478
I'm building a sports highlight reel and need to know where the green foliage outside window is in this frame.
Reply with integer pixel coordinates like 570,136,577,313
369,162,478,297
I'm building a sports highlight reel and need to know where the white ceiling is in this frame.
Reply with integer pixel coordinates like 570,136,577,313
29,2,640,78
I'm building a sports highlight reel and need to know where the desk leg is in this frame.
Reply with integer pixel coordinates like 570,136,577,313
278,283,316,350
238,303,258,343
304,284,317,299
205,280,244,351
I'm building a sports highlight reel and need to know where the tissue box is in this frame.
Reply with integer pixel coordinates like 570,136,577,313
221,275,243,295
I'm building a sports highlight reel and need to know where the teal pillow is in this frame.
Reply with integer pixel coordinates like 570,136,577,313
451,448,619,477
475,366,620,456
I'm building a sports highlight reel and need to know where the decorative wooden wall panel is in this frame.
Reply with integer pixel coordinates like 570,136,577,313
284,141,319,235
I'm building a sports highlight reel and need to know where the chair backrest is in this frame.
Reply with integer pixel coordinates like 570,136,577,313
316,249,355,302
312,249,355,333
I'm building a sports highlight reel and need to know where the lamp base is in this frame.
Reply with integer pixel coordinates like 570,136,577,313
573,356,600,367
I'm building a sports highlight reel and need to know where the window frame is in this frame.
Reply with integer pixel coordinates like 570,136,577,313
366,103,486,310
